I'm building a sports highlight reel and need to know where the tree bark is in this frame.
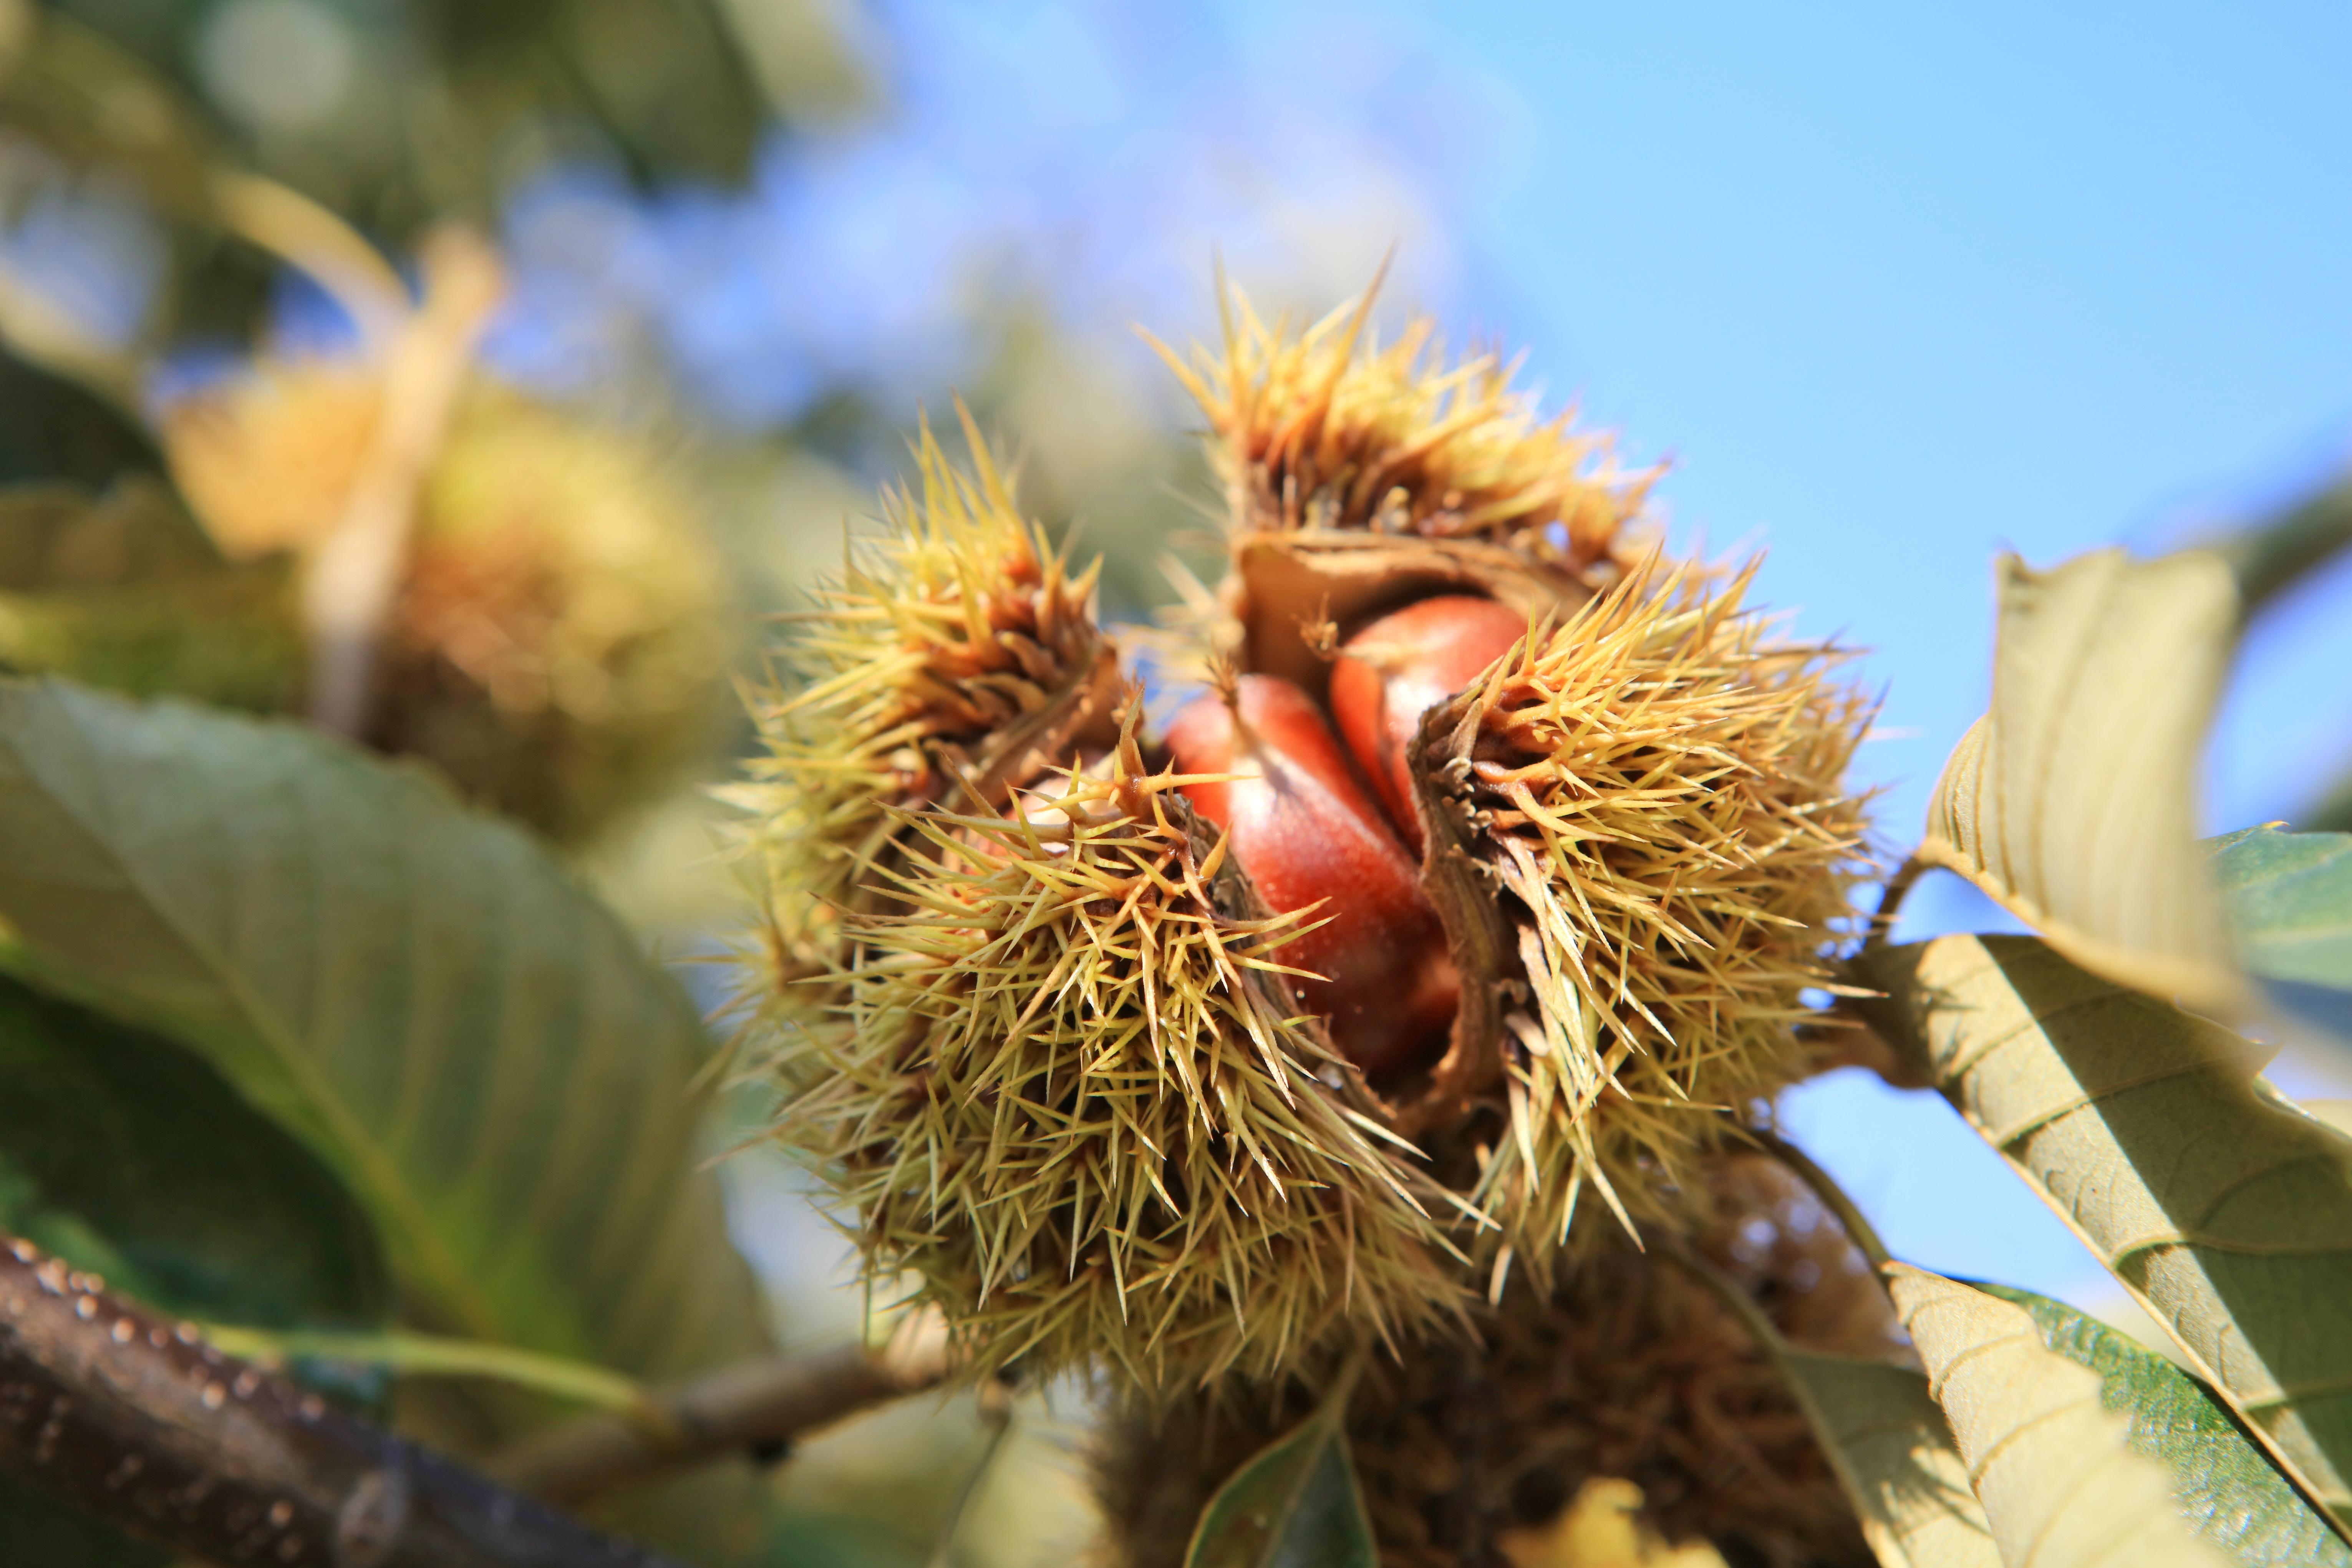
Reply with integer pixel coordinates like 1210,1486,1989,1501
0,1233,682,1568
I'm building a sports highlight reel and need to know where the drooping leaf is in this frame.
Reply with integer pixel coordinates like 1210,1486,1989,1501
1677,1245,1996,1568
1918,547,2242,1012
2211,825,2352,1037
1772,1348,1998,1568
0,967,388,1328
0,1472,171,1568
0,479,306,711
1497,1477,1730,1568
201,1324,645,1414
1975,1283,2350,1566
1857,934,2352,1531
0,347,170,492
1888,1266,2228,1567
0,479,223,591
1185,1396,1376,1568
0,678,772,1556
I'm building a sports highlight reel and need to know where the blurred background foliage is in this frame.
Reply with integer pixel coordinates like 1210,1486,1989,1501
0,1,2347,1564
0,1,1460,1562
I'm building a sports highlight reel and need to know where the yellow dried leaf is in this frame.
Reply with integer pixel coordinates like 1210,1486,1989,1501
1888,1265,2228,1568
1498,1479,1728,1568
1920,547,2243,1012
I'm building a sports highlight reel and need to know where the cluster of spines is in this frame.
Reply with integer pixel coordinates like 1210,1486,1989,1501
1147,278,1658,568
731,407,1110,996
777,715,1464,1391
1458,554,1876,1258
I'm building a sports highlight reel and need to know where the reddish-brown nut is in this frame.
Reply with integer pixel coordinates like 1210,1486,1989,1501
1165,674,1458,1081
1329,594,1530,854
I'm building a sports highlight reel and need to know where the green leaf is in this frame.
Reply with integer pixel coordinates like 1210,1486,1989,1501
0,678,773,1556
1774,1348,1999,1568
0,479,305,712
1974,1282,2352,1566
1856,934,2352,1532
1888,1266,2228,1568
0,967,387,1328
1919,547,2243,1012
2211,825,2352,1036
0,479,224,591
1185,1393,1376,1568
0,1472,169,1568
201,1324,646,1413
0,973,352,1561
1675,1246,1996,1568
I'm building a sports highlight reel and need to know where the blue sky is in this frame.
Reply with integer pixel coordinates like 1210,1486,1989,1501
481,3,2352,1308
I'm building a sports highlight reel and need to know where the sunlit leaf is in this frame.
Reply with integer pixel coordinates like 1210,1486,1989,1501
0,678,772,1556
2212,825,2352,1037
1185,1394,1376,1568
1498,1477,1730,1568
1919,547,2242,1011
1681,1246,1996,1568
1976,1283,2350,1566
1858,934,2352,1531
1773,1349,1997,1568
1889,1266,2228,1567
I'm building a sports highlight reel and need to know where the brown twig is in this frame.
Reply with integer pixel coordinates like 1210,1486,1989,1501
0,1233,681,1568
303,227,504,737
489,1312,953,1508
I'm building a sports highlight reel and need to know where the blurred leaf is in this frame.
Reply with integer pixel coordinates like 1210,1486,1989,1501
1497,1477,1730,1568
2212,825,2352,1037
1974,1283,2352,1566
0,963,384,1564
1185,1391,1376,1568
0,966,387,1328
1856,934,2352,1532
0,678,773,1555
203,1324,644,1414
0,1471,169,1568
1767,1349,1996,1568
0,348,169,491
0,491,303,711
1888,1266,2228,1567
1676,1244,1996,1568
0,477,222,590
1919,547,2242,1012
0,8,221,222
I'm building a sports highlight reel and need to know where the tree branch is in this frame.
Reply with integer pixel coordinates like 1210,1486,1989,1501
303,227,502,738
2206,466,2352,622
490,1314,953,1508
0,1233,683,1568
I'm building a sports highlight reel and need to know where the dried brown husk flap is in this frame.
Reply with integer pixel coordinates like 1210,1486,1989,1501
1224,528,1602,701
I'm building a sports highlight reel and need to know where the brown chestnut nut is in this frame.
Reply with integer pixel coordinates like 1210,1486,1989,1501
1329,595,1529,854
1164,674,1457,1081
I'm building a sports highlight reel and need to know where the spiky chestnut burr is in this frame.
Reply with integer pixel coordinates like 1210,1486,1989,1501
1092,1152,1893,1568
1143,280,1656,699
730,408,1123,1017
163,361,726,842
774,709,1465,1393
1163,671,1459,1081
1429,554,1876,1258
1154,281,1874,1265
